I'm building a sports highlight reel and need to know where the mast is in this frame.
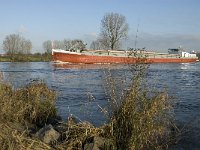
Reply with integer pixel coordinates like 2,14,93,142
134,21,140,50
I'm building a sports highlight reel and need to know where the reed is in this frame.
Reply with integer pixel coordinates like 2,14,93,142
104,63,175,149
0,82,57,126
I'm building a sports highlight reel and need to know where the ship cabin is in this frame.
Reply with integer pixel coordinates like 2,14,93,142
168,48,197,58
168,48,181,55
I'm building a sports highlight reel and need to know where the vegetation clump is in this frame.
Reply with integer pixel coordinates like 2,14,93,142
0,82,57,125
111,79,172,149
101,64,175,150
0,81,57,149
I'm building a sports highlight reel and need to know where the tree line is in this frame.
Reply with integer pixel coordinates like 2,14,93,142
2,12,128,54
1,12,129,61
43,39,86,53
42,12,128,52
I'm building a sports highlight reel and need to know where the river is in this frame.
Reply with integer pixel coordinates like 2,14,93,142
0,62,199,149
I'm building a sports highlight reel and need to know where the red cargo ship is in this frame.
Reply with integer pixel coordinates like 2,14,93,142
52,48,199,64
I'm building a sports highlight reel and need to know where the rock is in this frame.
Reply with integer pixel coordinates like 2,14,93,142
84,136,115,150
35,124,60,144
54,122,68,133
47,115,62,126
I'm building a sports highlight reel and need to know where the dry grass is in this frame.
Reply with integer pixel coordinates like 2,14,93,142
0,123,53,150
56,121,104,149
0,81,57,149
0,82,57,126
0,81,107,150
104,63,175,150
112,90,172,149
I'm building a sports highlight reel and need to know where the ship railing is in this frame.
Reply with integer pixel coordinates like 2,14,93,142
144,53,180,58
82,50,184,58
82,50,129,57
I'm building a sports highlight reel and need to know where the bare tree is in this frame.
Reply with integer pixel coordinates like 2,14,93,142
24,40,32,54
90,40,100,50
53,40,65,49
19,38,32,54
70,39,86,51
90,39,109,50
43,40,52,53
100,12,128,50
3,34,19,54
63,39,71,50
47,39,86,52
64,39,86,51
3,34,32,55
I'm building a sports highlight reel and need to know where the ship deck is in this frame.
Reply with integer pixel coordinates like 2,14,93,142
81,50,181,59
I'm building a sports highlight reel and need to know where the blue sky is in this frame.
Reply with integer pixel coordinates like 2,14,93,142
0,0,200,53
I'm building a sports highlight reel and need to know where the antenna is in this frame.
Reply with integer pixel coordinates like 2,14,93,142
134,20,140,50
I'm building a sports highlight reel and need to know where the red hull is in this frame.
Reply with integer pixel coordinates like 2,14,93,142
52,51,199,64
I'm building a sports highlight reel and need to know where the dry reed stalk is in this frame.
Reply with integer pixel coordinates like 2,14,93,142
102,63,175,150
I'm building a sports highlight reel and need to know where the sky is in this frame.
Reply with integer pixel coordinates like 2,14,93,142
0,0,200,53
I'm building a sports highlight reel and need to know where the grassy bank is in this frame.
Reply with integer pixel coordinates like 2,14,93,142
0,53,52,62
0,65,177,149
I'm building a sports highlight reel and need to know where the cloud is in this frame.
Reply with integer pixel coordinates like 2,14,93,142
125,32,200,52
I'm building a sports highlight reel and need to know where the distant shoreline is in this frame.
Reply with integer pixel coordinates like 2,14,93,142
0,53,51,62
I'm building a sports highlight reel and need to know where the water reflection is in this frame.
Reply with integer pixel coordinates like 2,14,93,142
52,62,126,70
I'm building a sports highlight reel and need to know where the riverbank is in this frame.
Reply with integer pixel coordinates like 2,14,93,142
0,81,114,149
0,67,178,149
0,53,51,62
1,52,200,63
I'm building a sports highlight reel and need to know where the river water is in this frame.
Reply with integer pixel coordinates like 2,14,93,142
0,62,199,149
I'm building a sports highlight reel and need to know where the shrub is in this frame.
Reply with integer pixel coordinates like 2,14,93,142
0,82,57,126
